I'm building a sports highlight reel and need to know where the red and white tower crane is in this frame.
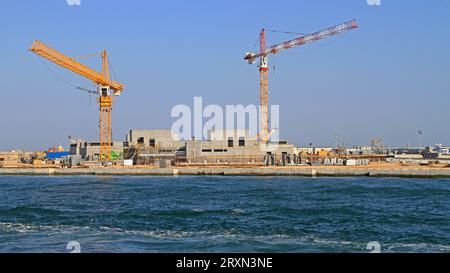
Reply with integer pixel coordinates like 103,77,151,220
245,20,358,143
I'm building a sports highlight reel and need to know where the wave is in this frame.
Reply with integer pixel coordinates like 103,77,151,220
385,242,450,252
232,209,245,215
0,206,61,216
0,222,89,234
2,221,449,252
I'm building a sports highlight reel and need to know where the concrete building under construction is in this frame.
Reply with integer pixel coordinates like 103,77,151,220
70,129,297,166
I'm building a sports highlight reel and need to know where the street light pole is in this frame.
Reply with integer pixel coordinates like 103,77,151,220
418,130,424,150
332,134,338,149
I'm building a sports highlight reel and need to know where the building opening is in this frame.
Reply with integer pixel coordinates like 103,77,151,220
239,137,245,147
228,137,234,148
149,139,156,148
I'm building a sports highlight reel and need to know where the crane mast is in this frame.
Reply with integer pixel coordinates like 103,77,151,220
259,29,270,141
30,40,124,162
245,20,358,143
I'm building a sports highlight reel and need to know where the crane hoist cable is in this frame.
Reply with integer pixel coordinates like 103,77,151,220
37,55,98,107
37,53,123,97
254,29,306,55
37,57,78,89
74,52,101,60
264,29,305,36
37,56,97,95
74,52,122,84
108,57,120,83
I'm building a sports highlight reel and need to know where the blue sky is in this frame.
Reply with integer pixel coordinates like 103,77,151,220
0,0,449,150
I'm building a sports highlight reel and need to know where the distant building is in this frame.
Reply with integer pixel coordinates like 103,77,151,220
434,144,450,155
423,144,450,160
344,146,373,156
389,148,423,155
0,152,20,168
296,147,333,155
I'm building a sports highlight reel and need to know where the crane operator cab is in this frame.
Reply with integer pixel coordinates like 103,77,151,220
100,86,121,97
99,86,110,96
98,86,113,108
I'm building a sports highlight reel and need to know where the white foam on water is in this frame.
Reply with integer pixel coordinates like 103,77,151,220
0,222,89,234
232,209,246,215
385,242,450,252
3,222,448,253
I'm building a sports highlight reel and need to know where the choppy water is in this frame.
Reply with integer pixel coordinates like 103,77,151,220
0,176,450,253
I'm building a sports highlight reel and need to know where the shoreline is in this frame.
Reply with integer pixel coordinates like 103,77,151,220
2,166,450,178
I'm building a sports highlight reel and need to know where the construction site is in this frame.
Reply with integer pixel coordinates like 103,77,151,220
2,19,450,176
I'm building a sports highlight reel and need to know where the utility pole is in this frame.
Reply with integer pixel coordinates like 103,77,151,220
332,134,338,149
418,130,424,150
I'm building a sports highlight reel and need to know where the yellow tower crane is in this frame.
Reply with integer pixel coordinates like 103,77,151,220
29,40,124,162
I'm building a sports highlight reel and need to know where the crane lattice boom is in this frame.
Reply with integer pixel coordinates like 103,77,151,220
30,40,123,93
245,20,358,63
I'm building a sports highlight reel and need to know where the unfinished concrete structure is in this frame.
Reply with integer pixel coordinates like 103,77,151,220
126,130,183,150
125,129,296,166
68,129,297,166
183,129,296,165
125,130,185,165
70,140,128,161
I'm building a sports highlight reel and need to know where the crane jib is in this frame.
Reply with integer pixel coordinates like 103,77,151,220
251,20,358,59
29,40,124,92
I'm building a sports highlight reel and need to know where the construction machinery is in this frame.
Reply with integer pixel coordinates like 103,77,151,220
29,41,124,162
371,138,385,154
245,20,358,143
